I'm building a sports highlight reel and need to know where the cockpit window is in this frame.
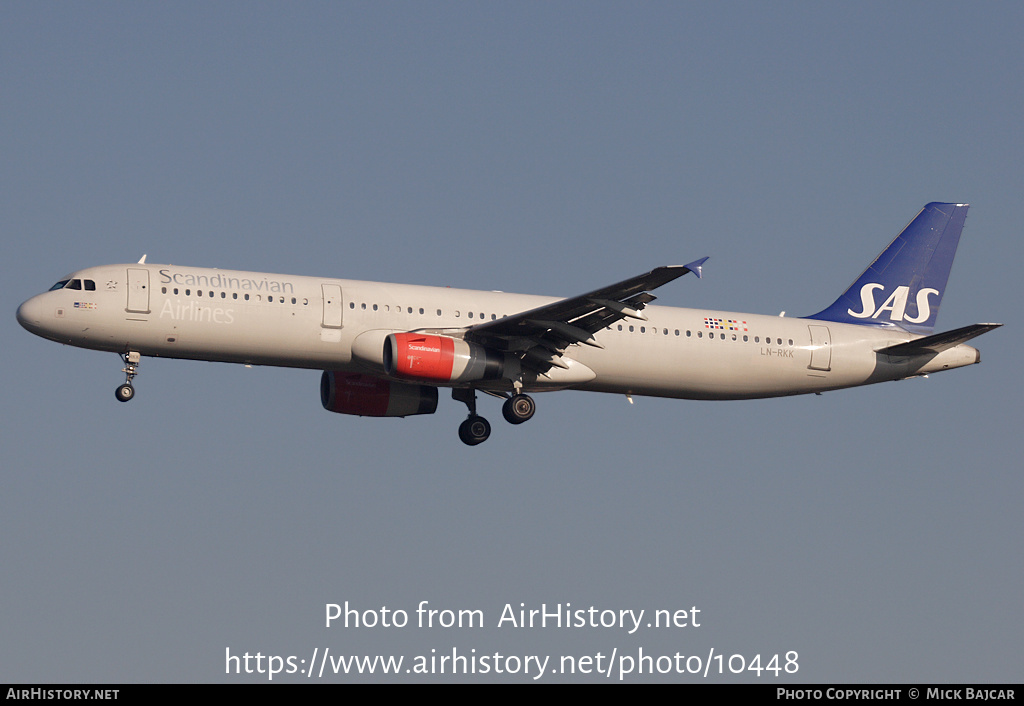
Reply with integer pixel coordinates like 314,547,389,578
84,279,96,291
49,280,70,291
67,279,82,290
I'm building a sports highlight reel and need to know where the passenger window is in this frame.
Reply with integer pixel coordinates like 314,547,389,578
468,312,474,319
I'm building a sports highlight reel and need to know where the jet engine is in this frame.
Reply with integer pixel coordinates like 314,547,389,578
320,371,437,417
383,333,504,383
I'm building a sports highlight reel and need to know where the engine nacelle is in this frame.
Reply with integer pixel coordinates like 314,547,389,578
383,333,504,383
320,371,438,417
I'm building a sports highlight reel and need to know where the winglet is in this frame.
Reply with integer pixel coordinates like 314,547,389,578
684,257,709,279
138,254,147,264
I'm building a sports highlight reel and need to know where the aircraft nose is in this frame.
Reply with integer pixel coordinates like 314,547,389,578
16,295,46,333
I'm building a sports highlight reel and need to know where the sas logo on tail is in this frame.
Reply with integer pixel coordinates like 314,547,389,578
848,284,939,323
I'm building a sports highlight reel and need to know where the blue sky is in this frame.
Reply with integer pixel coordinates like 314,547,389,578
3,2,1021,682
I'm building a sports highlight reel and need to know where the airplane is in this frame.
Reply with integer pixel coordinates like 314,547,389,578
17,202,1001,446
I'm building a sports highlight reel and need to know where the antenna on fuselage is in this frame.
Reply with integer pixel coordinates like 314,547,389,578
138,254,147,264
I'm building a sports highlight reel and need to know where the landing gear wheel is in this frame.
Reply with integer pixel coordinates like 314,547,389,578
117,352,141,402
502,394,536,425
458,415,491,446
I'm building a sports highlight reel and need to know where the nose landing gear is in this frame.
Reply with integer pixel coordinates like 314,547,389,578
115,351,141,402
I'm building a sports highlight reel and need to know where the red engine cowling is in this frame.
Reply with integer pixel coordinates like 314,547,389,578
383,333,504,382
320,371,438,417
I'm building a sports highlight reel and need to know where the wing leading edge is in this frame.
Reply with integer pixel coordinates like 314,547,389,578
464,258,708,374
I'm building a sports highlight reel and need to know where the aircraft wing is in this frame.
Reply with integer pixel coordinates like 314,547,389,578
879,323,1003,356
463,258,707,371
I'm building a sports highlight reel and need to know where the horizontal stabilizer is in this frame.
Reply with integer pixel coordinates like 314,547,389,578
879,323,1002,357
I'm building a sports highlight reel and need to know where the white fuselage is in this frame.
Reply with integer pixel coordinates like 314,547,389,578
16,263,981,400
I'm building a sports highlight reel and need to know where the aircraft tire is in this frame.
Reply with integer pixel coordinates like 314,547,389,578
502,394,536,425
115,383,135,402
459,415,491,445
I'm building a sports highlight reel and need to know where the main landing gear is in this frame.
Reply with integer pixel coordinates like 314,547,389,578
458,414,491,446
115,351,141,402
453,388,536,446
502,393,536,425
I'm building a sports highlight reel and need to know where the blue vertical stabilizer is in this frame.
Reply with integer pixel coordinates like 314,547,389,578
807,202,968,334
